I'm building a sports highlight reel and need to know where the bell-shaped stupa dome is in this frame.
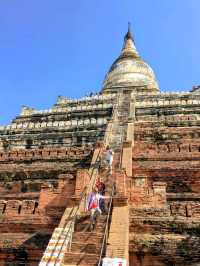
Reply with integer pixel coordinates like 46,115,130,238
102,24,159,93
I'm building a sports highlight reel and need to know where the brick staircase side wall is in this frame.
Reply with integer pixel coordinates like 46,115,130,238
106,205,129,263
122,141,133,177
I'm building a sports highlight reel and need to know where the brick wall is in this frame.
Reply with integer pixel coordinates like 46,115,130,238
38,174,75,209
0,147,93,162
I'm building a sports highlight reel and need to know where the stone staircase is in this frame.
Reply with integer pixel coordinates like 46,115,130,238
39,142,116,266
39,146,103,266
106,91,132,150
39,91,134,266
39,207,76,266
62,164,115,266
101,91,133,262
63,215,107,266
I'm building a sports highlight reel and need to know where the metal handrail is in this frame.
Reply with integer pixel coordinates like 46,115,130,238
42,147,102,266
54,148,103,265
46,94,118,265
97,93,126,266
103,95,118,146
82,147,103,212
44,186,87,266
97,183,115,266
88,147,102,180
53,190,87,265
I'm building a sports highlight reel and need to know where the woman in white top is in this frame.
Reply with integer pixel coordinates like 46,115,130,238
105,146,114,174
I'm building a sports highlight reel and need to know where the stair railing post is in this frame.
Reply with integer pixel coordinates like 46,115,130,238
97,184,115,266
68,218,75,252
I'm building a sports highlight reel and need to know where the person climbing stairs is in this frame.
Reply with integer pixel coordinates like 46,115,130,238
39,90,133,266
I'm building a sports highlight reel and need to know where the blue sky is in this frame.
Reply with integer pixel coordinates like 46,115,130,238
0,0,200,124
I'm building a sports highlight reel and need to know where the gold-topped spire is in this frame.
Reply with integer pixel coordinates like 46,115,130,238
102,24,159,93
120,22,139,59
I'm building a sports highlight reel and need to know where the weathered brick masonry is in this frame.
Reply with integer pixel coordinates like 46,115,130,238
0,25,200,265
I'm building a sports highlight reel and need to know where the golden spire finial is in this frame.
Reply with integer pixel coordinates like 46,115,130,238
121,22,138,58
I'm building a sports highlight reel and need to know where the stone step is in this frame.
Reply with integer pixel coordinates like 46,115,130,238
70,241,101,254
75,222,105,233
75,215,107,227
76,214,107,222
64,252,99,266
76,215,107,225
72,232,103,243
